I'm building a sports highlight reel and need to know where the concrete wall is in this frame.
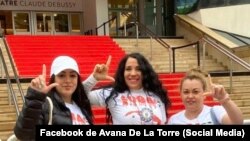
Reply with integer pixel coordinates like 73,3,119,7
83,0,97,34
96,0,109,35
175,15,249,71
83,0,108,35
188,4,250,38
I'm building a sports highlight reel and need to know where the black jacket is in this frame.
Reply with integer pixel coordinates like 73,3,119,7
14,87,92,141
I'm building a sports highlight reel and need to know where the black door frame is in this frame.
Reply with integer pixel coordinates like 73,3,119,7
0,15,6,35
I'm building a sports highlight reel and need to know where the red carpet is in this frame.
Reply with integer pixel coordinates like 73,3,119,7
6,35,219,124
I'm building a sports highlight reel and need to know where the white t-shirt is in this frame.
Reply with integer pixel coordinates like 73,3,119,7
88,88,167,125
65,102,89,125
168,105,226,125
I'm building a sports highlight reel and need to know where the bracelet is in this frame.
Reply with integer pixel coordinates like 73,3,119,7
219,94,231,104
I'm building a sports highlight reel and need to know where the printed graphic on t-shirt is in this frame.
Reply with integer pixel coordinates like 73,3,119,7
71,113,88,125
65,102,89,125
120,94,163,124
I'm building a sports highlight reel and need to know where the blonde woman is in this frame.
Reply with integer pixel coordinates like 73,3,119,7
168,68,243,125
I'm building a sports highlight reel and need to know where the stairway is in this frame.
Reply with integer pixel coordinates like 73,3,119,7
6,35,125,78
114,38,228,73
212,75,250,119
0,35,243,141
116,38,250,119
0,82,28,140
0,35,127,140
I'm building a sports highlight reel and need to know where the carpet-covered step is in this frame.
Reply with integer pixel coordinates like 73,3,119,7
6,35,126,77
158,73,185,79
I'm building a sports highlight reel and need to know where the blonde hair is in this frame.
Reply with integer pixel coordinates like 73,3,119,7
180,68,209,91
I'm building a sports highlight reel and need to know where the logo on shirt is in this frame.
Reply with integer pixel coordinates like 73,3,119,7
121,95,163,124
140,107,153,122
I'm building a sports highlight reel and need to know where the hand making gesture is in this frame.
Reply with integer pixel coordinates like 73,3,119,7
203,74,230,104
92,55,115,82
30,64,58,94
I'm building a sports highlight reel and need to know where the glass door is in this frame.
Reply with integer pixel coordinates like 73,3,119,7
70,13,82,35
54,13,69,35
13,12,31,35
35,12,53,35
0,15,6,35
108,11,135,36
108,0,137,37
13,12,80,35
35,12,70,35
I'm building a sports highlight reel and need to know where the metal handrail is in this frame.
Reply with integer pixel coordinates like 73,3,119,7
95,16,117,35
171,37,250,72
202,37,250,71
176,15,250,74
3,36,25,103
0,47,20,116
202,36,250,93
122,12,171,49
171,41,200,73
122,12,173,72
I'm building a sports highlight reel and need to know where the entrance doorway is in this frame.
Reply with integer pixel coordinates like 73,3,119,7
13,12,31,35
109,11,136,36
0,16,6,36
11,11,82,35
34,12,70,35
35,12,82,35
108,0,137,37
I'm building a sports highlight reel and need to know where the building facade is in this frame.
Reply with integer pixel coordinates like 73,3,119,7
0,0,175,36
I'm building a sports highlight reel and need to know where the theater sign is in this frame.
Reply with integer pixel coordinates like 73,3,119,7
0,0,83,11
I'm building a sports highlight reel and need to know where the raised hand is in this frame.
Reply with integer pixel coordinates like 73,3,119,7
203,74,229,102
30,64,58,94
92,55,115,82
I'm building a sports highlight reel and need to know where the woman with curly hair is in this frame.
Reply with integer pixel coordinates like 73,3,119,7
85,52,171,124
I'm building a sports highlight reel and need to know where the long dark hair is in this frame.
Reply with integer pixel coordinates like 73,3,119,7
49,74,93,124
105,52,171,122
